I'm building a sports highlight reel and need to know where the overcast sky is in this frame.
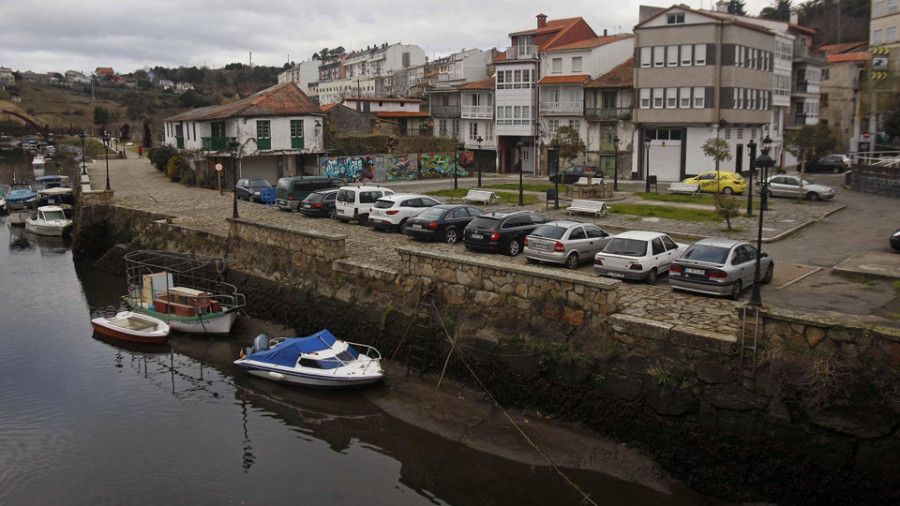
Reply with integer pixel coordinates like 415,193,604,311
1,0,774,75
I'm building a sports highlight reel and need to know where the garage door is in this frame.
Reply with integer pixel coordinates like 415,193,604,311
645,129,682,181
239,157,279,185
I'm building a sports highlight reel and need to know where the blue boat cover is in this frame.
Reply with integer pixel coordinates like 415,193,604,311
247,329,358,368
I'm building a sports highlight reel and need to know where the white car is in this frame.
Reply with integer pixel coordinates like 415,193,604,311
334,185,395,225
593,230,687,284
764,175,835,201
368,194,442,233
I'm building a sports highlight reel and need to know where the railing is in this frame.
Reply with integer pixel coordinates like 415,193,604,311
585,107,633,120
856,152,900,168
430,104,460,117
202,136,229,151
461,105,493,119
539,100,583,115
505,45,539,60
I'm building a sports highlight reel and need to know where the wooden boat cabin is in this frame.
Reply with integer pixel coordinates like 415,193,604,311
153,287,222,317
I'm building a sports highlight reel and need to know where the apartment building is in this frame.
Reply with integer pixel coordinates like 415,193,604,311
818,42,870,152
867,0,899,146
634,5,777,181
429,76,496,151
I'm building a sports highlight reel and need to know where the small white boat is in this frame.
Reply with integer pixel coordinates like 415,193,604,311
234,330,384,388
91,311,171,344
25,206,72,236
31,153,45,168
9,209,35,227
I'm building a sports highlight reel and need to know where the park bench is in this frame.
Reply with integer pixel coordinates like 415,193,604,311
667,183,701,195
462,189,499,205
567,199,609,217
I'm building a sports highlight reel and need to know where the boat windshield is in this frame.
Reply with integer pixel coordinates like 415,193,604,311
42,210,67,221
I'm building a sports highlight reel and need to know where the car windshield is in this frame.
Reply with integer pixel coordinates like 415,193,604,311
469,216,500,229
604,238,647,256
276,179,290,190
249,179,270,187
682,245,729,264
416,207,446,220
530,225,567,239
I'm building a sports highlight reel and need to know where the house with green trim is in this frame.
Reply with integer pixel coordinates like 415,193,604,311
162,82,325,184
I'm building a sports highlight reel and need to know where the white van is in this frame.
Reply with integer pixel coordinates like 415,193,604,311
334,185,395,225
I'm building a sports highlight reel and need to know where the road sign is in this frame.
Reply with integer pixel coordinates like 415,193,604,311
863,131,870,139
870,71,889,80
872,46,890,56
215,163,223,172
873,56,889,70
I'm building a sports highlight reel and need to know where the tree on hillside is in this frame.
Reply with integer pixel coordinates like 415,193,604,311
784,124,836,199
728,0,747,15
549,126,586,168
93,106,110,131
759,0,793,20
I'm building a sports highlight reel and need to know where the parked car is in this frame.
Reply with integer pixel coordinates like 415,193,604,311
593,230,687,284
891,228,900,252
681,171,746,194
334,185,395,225
235,178,273,202
524,220,614,269
803,155,848,174
669,238,774,300
463,210,548,256
368,194,442,233
405,204,483,244
763,175,835,200
298,188,339,219
275,176,343,211
549,165,597,184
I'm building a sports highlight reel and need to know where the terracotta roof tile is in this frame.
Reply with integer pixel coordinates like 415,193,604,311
827,52,870,64
538,74,591,85
375,111,431,118
817,42,869,55
459,76,495,90
546,34,634,52
166,82,320,122
586,59,634,88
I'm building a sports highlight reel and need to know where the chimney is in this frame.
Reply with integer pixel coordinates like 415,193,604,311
603,29,607,37
789,11,798,24
715,0,729,13
537,13,547,29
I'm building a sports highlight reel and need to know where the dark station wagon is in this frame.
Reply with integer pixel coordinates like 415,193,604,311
463,209,548,256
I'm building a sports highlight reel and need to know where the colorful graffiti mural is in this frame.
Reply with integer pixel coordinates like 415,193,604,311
385,155,419,181
319,152,473,182
320,157,375,182
419,153,470,180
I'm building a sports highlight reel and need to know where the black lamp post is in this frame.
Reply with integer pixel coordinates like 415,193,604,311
229,138,241,219
613,135,620,192
453,147,459,191
476,136,483,188
760,135,772,211
750,136,774,307
79,131,86,176
102,131,111,190
552,140,560,210
746,139,757,215
643,137,651,193
516,141,524,206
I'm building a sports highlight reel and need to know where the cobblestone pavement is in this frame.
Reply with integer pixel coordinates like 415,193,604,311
86,155,848,337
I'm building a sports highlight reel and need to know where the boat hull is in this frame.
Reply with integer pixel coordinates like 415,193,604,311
8,210,31,227
235,361,383,388
25,220,71,236
91,311,170,344
128,303,239,334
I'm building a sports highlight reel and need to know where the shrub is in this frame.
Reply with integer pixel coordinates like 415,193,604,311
166,155,187,181
150,145,177,172
180,168,197,186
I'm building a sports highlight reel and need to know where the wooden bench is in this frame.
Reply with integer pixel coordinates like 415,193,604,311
567,199,609,217
667,183,701,195
462,189,499,205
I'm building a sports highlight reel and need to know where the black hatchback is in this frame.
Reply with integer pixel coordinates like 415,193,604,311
803,155,848,173
298,188,339,219
405,204,483,244
463,210,548,256
549,165,597,184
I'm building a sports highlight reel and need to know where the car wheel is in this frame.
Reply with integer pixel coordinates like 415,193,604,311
763,264,774,284
399,218,409,234
766,189,774,198
832,166,841,174
507,239,522,256
805,192,820,201
328,207,337,220
646,268,658,285
722,187,734,195
444,227,458,244
565,253,579,270
730,280,743,300
358,214,368,226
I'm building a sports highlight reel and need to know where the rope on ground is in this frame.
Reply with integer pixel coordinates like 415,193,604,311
429,303,598,506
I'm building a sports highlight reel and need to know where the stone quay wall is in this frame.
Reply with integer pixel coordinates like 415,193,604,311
851,164,900,198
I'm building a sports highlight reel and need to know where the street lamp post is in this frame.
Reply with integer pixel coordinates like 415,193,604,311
516,141,524,206
613,135,620,192
229,138,241,219
476,136,483,188
102,131,111,190
760,135,772,211
551,140,560,210
746,139,757,215
750,136,774,307
643,137,651,193
453,147,459,191
79,131,86,176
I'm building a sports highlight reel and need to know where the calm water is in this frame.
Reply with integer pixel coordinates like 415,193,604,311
0,150,715,506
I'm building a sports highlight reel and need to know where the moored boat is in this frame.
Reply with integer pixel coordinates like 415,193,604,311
8,209,34,227
124,250,245,335
25,206,72,236
35,175,74,211
91,311,171,344
234,330,384,388
6,182,37,210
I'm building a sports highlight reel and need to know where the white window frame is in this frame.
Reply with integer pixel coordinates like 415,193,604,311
654,47,665,67
873,29,883,45
887,26,898,43
680,44,693,66
572,56,582,72
667,46,679,67
666,88,677,108
551,58,562,73
679,87,691,108
735,45,744,67
694,44,707,66
693,86,705,108
639,88,651,109
890,0,899,14
874,0,885,17
640,47,652,68
652,88,664,108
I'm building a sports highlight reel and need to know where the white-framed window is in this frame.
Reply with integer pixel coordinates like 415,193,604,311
890,0,899,14
694,44,707,65
439,119,448,137
737,128,743,140
572,56,582,72
568,120,580,132
667,46,679,67
666,88,677,108
749,48,757,69
874,0,884,17
469,123,479,140
680,44,693,66
640,88,651,109
548,119,559,134
874,29,884,45
735,45,744,67
552,58,562,73
693,86,705,108
452,120,460,137
887,26,898,43
733,88,740,109
640,47,652,68
751,128,758,140
652,88,664,108
724,128,732,140
750,89,757,110
679,87,691,108
654,47,665,67
667,12,685,24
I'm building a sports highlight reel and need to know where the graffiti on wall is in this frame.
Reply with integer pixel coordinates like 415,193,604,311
385,155,419,181
418,153,470,179
320,156,375,182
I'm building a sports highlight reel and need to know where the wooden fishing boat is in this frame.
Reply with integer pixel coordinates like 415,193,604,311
91,311,171,344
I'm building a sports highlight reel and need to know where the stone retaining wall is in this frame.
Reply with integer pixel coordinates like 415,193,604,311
851,164,900,197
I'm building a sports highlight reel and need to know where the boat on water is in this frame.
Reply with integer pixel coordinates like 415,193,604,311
25,206,72,236
91,311,171,344
31,153,45,168
124,250,245,335
234,330,384,388
6,182,37,210
8,209,34,227
35,175,74,211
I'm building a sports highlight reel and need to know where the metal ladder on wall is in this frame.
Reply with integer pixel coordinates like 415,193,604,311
740,305,762,386
392,286,438,379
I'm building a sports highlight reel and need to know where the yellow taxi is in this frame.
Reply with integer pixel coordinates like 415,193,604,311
682,171,747,195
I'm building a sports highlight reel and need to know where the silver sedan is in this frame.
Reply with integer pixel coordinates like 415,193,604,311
668,238,774,300
764,175,835,200
524,220,613,269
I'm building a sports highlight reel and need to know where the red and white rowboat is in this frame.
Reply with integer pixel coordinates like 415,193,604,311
91,311,171,344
